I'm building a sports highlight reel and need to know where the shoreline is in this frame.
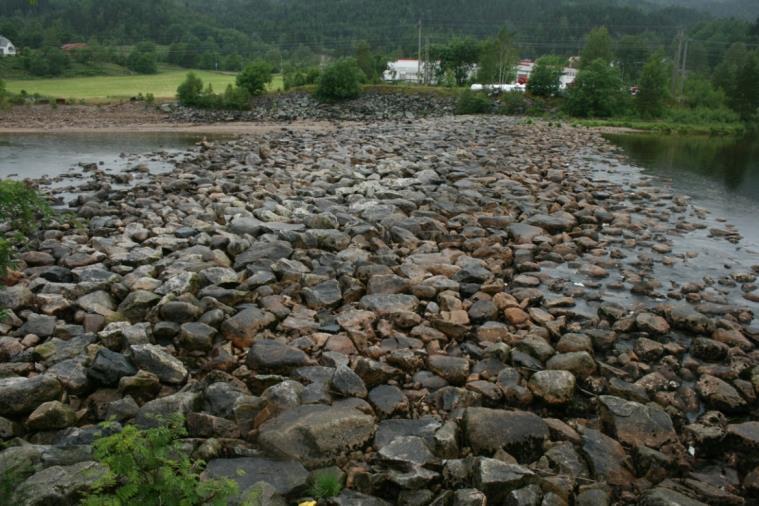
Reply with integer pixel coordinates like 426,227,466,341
0,120,340,135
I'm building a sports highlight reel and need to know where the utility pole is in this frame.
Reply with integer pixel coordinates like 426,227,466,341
679,37,689,97
417,19,422,85
424,37,431,85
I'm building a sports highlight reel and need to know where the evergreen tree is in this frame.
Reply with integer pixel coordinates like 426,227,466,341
728,51,759,120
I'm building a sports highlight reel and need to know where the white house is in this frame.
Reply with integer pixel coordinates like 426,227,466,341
0,36,16,57
383,59,427,83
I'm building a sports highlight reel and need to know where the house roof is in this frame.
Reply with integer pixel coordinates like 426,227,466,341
0,35,13,48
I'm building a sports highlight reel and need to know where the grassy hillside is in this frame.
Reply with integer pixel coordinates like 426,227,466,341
4,70,284,101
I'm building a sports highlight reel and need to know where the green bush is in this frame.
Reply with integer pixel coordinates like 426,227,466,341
127,48,158,74
283,67,321,90
315,58,365,101
683,77,727,110
177,72,205,107
527,56,563,97
236,60,273,97
665,106,740,124
82,416,237,506
497,91,529,115
309,469,344,500
636,53,669,118
565,59,627,118
0,180,51,277
456,90,492,114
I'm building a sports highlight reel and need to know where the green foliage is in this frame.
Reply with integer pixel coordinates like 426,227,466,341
527,56,564,97
21,48,71,77
177,72,205,106
581,26,614,68
497,91,529,115
566,59,627,118
431,37,480,86
309,470,344,500
726,50,759,121
236,60,274,97
477,28,518,84
636,53,670,118
126,46,158,75
456,90,492,114
82,416,237,506
283,67,321,90
683,76,727,109
665,106,740,125
315,59,365,101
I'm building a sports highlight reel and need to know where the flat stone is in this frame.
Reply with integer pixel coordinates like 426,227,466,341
598,395,676,448
203,457,308,496
258,404,376,467
246,339,312,373
360,294,419,315
221,307,276,349
464,408,549,462
579,427,634,486
696,374,747,413
473,457,535,504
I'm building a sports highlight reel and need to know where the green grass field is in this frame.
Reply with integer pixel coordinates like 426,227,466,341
4,70,284,101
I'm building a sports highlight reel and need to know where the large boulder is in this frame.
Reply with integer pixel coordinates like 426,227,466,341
258,404,376,467
464,408,549,462
130,344,188,385
0,375,62,416
12,461,109,506
578,427,634,486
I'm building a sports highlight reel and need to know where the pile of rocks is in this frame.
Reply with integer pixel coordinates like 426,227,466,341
168,90,457,123
0,116,757,505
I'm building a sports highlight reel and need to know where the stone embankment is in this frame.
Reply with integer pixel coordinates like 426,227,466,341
167,90,457,123
0,116,757,505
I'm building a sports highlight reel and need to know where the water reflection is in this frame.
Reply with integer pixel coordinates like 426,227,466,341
605,133,759,199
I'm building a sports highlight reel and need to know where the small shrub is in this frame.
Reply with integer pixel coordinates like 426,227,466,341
456,90,492,114
497,91,528,115
283,67,320,90
309,470,343,500
177,73,204,107
315,59,365,101
236,60,274,97
527,56,564,97
127,49,158,75
82,416,237,505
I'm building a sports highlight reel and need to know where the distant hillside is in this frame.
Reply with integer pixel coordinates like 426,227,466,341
637,0,759,19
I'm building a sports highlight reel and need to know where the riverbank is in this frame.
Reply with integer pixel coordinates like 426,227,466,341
0,116,756,505
572,117,747,136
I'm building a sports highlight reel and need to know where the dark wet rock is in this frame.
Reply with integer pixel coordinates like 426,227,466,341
330,490,391,506
135,391,199,428
639,487,708,506
18,314,56,338
303,279,343,309
636,312,670,335
546,351,596,379
87,348,137,386
203,457,308,496
178,322,217,351
598,395,676,448
464,408,549,462
427,355,470,386
258,404,376,467
0,375,62,416
368,385,408,416
378,435,435,466
696,375,747,413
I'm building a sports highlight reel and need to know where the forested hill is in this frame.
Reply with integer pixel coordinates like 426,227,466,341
0,0,707,52
0,0,756,61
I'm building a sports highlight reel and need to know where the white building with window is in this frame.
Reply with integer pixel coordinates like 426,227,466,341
0,36,16,57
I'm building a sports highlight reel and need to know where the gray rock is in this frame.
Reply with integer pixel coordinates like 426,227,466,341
246,339,312,373
130,344,188,384
639,487,709,506
118,290,160,322
12,461,109,506
360,293,419,315
473,457,535,504
427,355,471,386
302,279,342,309
178,322,217,351
0,375,62,416
26,400,77,431
258,404,376,467
0,284,34,311
378,435,435,466
135,391,199,428
203,457,308,496
331,365,368,398
578,427,634,486
368,385,408,416
18,314,56,338
527,212,577,233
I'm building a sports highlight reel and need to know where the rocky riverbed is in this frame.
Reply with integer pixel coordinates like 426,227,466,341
0,116,757,505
